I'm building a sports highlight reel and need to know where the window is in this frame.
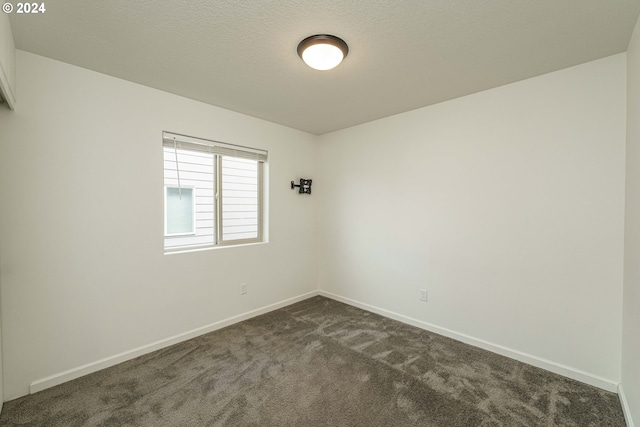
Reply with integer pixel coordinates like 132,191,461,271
165,187,195,235
163,132,267,252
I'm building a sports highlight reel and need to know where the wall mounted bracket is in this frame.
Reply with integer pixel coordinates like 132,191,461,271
291,179,312,194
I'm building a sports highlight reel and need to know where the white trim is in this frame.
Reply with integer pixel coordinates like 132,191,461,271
29,289,622,397
0,16,16,110
319,290,619,393
0,63,15,109
29,290,319,394
619,383,635,427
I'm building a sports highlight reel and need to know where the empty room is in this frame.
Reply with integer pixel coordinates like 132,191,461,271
0,1,639,426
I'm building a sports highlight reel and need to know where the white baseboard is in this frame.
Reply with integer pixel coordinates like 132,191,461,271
619,383,635,427
30,289,621,399
30,290,320,394
319,290,619,393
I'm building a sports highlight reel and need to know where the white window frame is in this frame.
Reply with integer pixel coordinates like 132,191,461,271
163,131,267,253
164,185,196,237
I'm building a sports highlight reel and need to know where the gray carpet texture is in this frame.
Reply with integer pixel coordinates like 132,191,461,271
0,296,626,426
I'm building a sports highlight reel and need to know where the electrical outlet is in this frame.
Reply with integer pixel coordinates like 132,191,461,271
419,289,428,302
240,283,247,295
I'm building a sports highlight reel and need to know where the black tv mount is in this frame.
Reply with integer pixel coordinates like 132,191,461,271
291,179,312,194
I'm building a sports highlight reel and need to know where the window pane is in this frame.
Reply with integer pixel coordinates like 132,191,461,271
163,147,216,249
221,157,259,241
166,187,194,234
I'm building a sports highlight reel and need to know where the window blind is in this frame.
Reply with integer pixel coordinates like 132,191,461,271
163,132,268,162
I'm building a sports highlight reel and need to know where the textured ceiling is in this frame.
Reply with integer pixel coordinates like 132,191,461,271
9,1,640,135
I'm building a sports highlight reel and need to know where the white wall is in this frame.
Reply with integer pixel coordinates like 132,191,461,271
623,13,640,426
0,51,318,400
317,54,626,386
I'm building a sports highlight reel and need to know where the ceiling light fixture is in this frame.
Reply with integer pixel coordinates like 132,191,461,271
297,34,349,71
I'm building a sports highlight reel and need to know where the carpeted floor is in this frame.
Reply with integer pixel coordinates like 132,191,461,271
0,296,626,426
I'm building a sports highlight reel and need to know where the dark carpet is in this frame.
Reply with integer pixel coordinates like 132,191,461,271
0,296,626,426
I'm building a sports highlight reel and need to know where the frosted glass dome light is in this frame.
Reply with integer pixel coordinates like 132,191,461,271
298,35,349,71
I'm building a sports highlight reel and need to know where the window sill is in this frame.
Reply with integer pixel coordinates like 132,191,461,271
164,241,267,255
